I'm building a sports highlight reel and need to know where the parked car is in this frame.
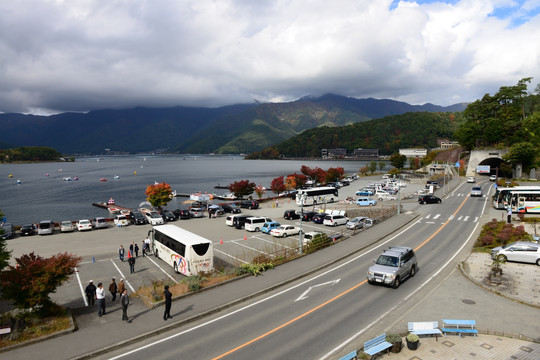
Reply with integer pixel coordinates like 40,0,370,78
20,223,35,236
418,195,442,204
38,220,54,235
376,192,397,201
92,217,108,229
244,217,273,232
114,215,129,227
467,176,476,183
312,213,327,224
225,214,240,227
357,197,377,206
189,208,205,218
77,219,92,231
173,209,191,220
130,211,148,225
146,211,165,225
270,225,301,238
303,231,326,246
491,242,540,265
346,217,373,230
0,223,14,239
160,210,176,222
367,246,417,288
261,221,281,234
221,203,241,214
284,209,301,220
60,221,75,233
233,215,253,229
426,180,440,188
356,189,374,196
323,214,349,227
470,186,483,197
239,200,259,209
490,175,497,181
301,211,318,221
208,205,225,217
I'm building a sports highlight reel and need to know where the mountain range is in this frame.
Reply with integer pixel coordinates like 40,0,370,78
0,94,466,154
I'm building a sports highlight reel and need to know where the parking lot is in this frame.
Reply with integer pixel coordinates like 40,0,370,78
7,175,427,309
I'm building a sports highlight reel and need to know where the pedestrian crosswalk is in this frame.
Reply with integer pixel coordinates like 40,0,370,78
422,213,478,223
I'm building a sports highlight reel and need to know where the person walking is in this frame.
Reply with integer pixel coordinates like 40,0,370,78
129,242,134,257
85,280,96,306
118,245,125,262
96,282,106,317
109,277,118,301
507,206,512,224
134,243,139,257
142,240,147,257
163,285,172,320
120,289,131,322
128,255,136,274
144,236,151,256
118,278,125,297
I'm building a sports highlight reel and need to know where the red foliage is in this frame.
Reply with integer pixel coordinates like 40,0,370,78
145,182,172,209
228,179,256,198
271,176,286,194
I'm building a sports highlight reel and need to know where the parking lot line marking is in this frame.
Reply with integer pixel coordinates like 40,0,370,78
214,248,249,264
145,256,179,284
254,236,295,250
232,240,268,254
110,259,135,292
74,267,88,307
80,258,110,265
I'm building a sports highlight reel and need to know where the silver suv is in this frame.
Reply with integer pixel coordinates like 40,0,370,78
367,246,417,288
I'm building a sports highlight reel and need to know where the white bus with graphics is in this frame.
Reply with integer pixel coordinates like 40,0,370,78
149,225,213,276
296,186,339,206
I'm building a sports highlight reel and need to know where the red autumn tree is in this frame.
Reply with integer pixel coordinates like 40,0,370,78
270,176,286,195
0,252,81,315
287,173,307,189
254,184,266,199
228,179,256,198
145,182,173,210
325,167,344,183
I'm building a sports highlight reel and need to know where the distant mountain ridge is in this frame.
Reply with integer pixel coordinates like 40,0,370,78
0,94,466,154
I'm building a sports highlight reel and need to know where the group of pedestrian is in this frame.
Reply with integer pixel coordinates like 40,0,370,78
85,278,173,323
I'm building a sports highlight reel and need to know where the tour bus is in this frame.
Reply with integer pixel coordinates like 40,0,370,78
149,225,213,276
511,191,540,214
492,186,540,210
296,186,339,206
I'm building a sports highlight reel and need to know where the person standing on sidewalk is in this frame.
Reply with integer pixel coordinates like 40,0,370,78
120,289,131,322
109,277,118,301
118,245,125,262
144,236,151,256
96,282,106,317
85,280,96,306
163,285,172,320
128,255,136,274
118,278,125,297
507,206,512,224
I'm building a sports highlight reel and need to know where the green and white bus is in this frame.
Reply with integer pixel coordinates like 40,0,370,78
149,225,213,276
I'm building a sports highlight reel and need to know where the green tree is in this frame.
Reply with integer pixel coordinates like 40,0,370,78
0,252,81,315
369,161,377,174
503,142,537,169
228,180,256,198
389,153,407,169
0,210,11,270
378,161,386,172
145,182,172,210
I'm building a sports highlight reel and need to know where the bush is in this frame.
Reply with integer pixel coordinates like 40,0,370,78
386,333,402,343
406,333,419,342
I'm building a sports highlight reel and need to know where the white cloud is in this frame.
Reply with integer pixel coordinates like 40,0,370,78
0,0,539,114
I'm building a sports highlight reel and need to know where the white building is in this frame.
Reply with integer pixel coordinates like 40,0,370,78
399,148,427,157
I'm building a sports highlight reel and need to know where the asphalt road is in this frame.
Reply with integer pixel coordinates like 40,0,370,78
91,180,492,359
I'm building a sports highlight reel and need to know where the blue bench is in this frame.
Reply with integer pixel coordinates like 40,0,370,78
442,319,478,338
338,350,357,360
408,321,442,341
364,333,392,357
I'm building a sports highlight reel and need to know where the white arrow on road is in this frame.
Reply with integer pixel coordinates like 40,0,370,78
294,279,341,302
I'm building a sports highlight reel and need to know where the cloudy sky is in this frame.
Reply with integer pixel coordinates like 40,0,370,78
1,0,539,115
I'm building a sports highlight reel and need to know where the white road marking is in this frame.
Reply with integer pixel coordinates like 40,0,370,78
464,216,469,222
448,215,454,221
74,267,88,307
232,240,268,254
295,279,341,302
145,256,179,284
254,235,295,250
474,217,478,222
110,259,135,292
425,221,435,224
457,216,463,221
214,248,249,264
433,214,441,219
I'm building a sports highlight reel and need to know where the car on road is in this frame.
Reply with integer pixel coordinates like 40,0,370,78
323,214,348,227
114,215,129,227
130,211,148,225
284,209,301,220
0,223,14,239
467,176,476,183
173,209,190,220
491,242,540,266
270,225,301,238
146,211,165,225
92,217,108,229
346,217,374,230
356,197,377,206
470,186,482,197
160,210,176,222
418,195,442,204
356,189,374,196
490,175,497,181
20,223,35,236
60,221,75,232
312,213,327,224
261,221,281,234
221,203,241,214
189,208,205,218
77,219,92,231
239,200,259,209
367,246,417,288
301,211,318,221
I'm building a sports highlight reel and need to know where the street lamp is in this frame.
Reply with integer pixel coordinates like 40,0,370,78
299,193,307,254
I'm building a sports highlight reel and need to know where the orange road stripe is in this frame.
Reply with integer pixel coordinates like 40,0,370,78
214,195,470,359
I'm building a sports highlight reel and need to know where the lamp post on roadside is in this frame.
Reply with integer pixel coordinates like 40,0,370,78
299,193,307,254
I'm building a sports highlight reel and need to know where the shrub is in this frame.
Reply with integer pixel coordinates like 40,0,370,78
406,333,419,342
386,333,402,343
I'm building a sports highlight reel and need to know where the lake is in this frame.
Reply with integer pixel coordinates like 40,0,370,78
0,155,388,225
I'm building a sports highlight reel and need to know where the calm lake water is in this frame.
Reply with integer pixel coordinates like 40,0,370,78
0,155,387,225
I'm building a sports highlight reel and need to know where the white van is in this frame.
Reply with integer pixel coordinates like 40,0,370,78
225,214,240,227
38,220,54,235
244,217,273,232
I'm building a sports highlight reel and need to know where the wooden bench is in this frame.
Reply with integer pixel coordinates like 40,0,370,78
338,350,357,360
408,321,442,341
364,333,392,357
442,319,478,338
